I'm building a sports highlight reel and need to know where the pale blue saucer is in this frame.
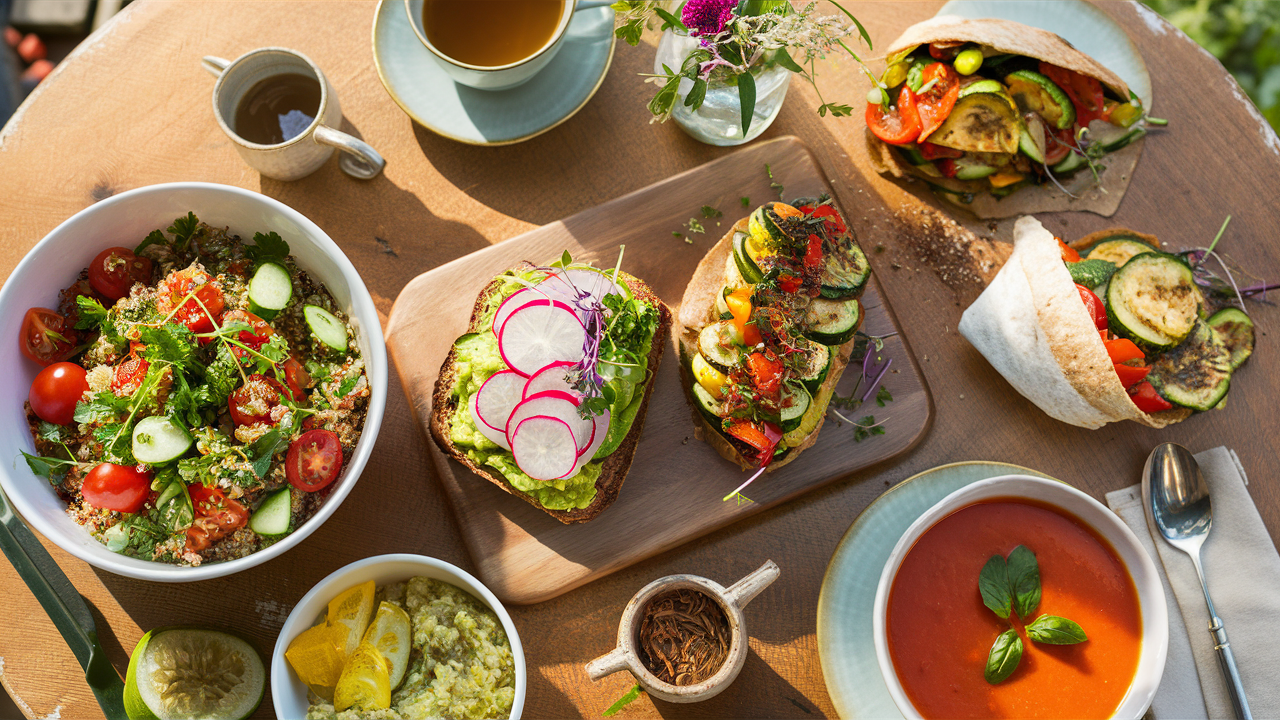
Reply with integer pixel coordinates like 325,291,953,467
816,461,1054,719
372,0,616,146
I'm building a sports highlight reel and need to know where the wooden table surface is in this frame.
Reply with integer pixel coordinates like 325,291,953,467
0,1,1276,718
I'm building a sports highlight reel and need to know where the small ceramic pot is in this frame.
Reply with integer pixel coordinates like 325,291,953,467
585,560,780,703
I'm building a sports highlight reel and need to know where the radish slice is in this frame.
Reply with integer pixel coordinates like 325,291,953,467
469,393,511,450
537,268,626,314
473,370,527,432
565,408,612,477
498,302,586,376
524,361,579,399
506,391,593,453
511,416,578,481
491,288,567,336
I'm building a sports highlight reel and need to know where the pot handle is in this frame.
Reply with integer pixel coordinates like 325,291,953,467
585,646,631,681
724,559,780,609
201,56,230,77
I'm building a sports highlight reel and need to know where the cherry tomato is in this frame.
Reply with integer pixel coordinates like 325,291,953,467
1113,363,1151,389
111,353,150,395
866,85,921,145
1039,62,1105,126
20,307,78,366
185,484,249,552
928,41,964,61
1129,381,1173,413
228,374,285,427
221,309,274,363
282,357,312,403
286,429,343,492
81,463,151,513
1076,284,1107,331
778,274,803,293
1044,126,1073,165
920,141,962,161
1058,238,1081,263
87,247,153,301
158,269,225,335
916,63,960,142
1104,337,1145,365
29,362,88,425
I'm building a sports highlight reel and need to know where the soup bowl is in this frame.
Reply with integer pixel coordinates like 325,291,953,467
0,182,387,582
872,475,1167,720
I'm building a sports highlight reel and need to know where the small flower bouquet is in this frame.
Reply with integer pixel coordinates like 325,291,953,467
613,0,873,139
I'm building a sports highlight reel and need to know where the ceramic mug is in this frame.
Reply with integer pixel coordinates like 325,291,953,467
584,560,780,703
403,0,613,91
202,48,385,181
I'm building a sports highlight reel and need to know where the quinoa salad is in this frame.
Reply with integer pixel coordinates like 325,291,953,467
18,212,369,566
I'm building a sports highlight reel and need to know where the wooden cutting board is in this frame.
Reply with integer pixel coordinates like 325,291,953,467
386,136,932,604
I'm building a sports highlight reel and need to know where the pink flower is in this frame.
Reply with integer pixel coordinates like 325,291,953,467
682,0,735,36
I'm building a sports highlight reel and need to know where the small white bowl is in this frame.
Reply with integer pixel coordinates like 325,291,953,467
271,554,526,719
872,475,1168,720
0,182,387,582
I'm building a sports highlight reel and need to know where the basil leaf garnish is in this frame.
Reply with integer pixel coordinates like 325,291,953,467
1007,545,1041,619
984,629,1023,684
1026,615,1088,645
978,555,1013,619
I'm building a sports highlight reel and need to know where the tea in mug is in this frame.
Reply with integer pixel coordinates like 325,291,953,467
234,73,322,145
423,0,563,67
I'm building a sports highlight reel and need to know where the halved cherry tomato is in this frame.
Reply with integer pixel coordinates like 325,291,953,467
725,286,762,346
87,247,153,301
185,484,249,552
111,353,150,395
1059,239,1081,263
158,269,225,335
286,429,343,492
1044,126,1073,165
29,362,88,425
228,374,285,427
221,309,274,363
282,357,312,403
1076,284,1107,331
778,274,802,293
928,41,964,61
1129,381,1173,413
20,307,78,366
1113,363,1151,389
916,63,960,142
1105,337,1145,365
81,463,151,513
935,158,959,178
746,351,784,399
920,141,963,160
866,85,921,145
1040,62,1105,126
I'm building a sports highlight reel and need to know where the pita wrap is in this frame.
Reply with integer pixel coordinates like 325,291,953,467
868,15,1146,219
958,216,1189,429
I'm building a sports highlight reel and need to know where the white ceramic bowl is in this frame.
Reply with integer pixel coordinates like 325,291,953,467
0,182,387,582
872,475,1168,720
271,554,526,719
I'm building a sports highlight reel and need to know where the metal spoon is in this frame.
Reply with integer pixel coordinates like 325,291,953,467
1143,443,1252,720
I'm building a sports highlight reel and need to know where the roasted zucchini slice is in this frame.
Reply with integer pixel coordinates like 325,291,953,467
699,321,744,372
1206,307,1255,370
1004,70,1075,129
1084,237,1159,267
795,338,833,392
780,382,812,433
748,202,803,248
1106,252,1200,350
927,92,1020,154
820,238,870,299
804,297,862,345
732,231,766,284
690,382,723,423
1147,320,1232,412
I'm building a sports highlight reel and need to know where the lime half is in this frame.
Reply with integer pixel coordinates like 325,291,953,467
124,627,265,720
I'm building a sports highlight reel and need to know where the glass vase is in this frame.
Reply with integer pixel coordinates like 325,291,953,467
653,29,792,146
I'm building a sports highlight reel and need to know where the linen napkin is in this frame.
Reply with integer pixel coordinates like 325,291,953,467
1106,446,1280,720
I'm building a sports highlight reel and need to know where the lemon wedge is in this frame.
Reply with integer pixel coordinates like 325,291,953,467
333,641,390,712
283,622,348,701
361,601,412,690
326,580,375,658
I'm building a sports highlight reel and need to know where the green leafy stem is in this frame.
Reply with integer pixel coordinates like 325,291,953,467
979,545,1087,684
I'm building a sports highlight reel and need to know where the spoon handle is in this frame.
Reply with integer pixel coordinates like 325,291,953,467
1209,618,1252,720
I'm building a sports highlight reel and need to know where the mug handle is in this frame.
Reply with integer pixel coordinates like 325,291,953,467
313,126,387,180
201,56,230,77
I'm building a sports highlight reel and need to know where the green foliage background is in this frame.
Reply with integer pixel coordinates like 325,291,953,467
1146,0,1280,128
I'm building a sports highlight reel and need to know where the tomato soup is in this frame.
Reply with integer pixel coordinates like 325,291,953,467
886,500,1141,719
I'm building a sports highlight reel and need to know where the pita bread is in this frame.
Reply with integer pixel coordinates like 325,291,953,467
869,15,1145,219
957,216,1189,429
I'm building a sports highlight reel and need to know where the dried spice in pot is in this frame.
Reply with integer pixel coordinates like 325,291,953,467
637,588,731,686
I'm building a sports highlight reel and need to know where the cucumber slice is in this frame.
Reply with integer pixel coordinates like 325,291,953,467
1147,320,1232,412
246,262,293,320
954,158,1000,180
1207,307,1254,370
1084,237,1159,267
1066,259,1116,288
699,322,744,372
731,231,766,284
795,339,832,392
819,239,870,299
959,79,1006,98
1004,70,1075,129
780,383,812,433
304,305,349,353
1100,126,1146,153
804,297,862,346
1051,151,1087,175
1106,252,1200,350
690,382,722,423
131,416,192,465
249,487,292,537
1019,114,1047,164
124,627,264,720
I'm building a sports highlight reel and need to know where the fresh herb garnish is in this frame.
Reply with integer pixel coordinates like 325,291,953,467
978,545,1087,684
700,205,723,219
685,218,705,234
740,196,751,208
766,163,784,198
246,231,290,268
851,415,885,442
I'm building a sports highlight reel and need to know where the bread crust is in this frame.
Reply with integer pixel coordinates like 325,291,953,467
428,265,671,524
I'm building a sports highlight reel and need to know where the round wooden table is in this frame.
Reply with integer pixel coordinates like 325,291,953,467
1,1,1277,718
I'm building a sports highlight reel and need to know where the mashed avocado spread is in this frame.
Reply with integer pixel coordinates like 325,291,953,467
448,266,656,510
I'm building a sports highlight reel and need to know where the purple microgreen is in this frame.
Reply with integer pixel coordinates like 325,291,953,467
861,357,893,405
723,464,768,503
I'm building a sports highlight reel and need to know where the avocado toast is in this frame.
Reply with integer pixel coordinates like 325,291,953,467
430,259,671,524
